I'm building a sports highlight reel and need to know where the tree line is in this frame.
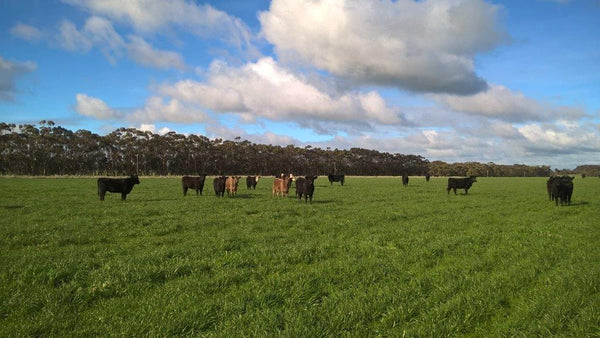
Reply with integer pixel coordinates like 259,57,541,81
0,121,568,177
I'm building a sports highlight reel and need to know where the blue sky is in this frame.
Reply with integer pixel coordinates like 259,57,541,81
1,0,599,169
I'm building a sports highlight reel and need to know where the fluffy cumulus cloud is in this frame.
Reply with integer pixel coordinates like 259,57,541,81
74,93,209,123
62,0,252,50
160,57,405,132
260,0,507,95
0,56,37,101
431,84,585,122
138,124,172,135
518,121,600,154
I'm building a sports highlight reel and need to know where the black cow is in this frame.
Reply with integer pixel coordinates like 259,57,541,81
546,176,559,201
182,175,206,196
447,176,477,195
402,174,409,187
213,176,226,197
549,176,574,206
425,174,431,182
246,176,260,190
97,175,140,201
296,176,317,203
328,174,345,186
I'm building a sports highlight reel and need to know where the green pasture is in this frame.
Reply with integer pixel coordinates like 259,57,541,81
1,176,599,336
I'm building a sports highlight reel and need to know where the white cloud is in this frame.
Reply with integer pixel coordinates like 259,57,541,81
62,0,253,50
138,124,172,135
518,122,600,152
126,36,186,70
0,56,37,101
260,0,508,95
431,84,585,122
75,93,121,119
58,20,93,52
10,23,44,42
160,57,405,131
74,93,209,123
58,17,124,63
57,18,185,70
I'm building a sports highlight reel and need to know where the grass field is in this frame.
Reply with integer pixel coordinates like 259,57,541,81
1,176,599,336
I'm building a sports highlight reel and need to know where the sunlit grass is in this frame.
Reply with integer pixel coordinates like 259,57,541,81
1,176,599,336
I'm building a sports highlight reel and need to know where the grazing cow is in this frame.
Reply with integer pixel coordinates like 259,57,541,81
225,176,241,197
328,174,345,186
273,176,292,197
425,174,431,182
246,176,260,190
447,176,477,195
97,175,140,201
182,175,206,196
402,174,409,187
296,176,317,203
213,176,226,197
550,176,574,206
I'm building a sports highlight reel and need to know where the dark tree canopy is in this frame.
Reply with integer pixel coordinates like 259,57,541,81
0,121,566,177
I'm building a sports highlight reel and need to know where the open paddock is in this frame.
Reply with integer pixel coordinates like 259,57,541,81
0,177,598,336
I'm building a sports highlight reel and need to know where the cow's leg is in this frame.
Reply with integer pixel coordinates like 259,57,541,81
464,189,469,195
453,188,457,195
121,193,127,200
447,187,450,194
99,190,105,201
183,187,188,196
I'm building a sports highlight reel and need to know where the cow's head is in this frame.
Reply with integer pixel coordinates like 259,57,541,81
130,175,140,184
469,176,477,182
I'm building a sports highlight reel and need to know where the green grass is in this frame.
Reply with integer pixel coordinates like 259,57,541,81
1,176,599,336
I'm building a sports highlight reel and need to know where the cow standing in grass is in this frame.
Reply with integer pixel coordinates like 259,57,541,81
550,176,574,206
97,175,140,201
546,177,558,201
328,174,345,186
273,176,292,197
402,174,409,187
182,175,206,196
246,176,260,190
226,176,241,197
296,175,317,203
213,176,226,197
447,176,477,195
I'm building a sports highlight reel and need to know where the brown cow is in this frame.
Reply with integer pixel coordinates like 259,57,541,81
272,176,292,197
225,176,241,197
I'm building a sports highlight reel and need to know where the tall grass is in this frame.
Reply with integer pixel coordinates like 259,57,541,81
0,176,598,336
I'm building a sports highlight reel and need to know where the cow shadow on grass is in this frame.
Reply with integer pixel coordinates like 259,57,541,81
290,199,335,204
565,201,589,206
0,205,24,210
228,194,256,199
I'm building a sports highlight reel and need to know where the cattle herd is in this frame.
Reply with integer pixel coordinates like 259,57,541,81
95,174,576,207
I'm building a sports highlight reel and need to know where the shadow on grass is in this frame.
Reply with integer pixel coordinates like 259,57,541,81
0,205,24,209
565,201,589,206
292,199,336,204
